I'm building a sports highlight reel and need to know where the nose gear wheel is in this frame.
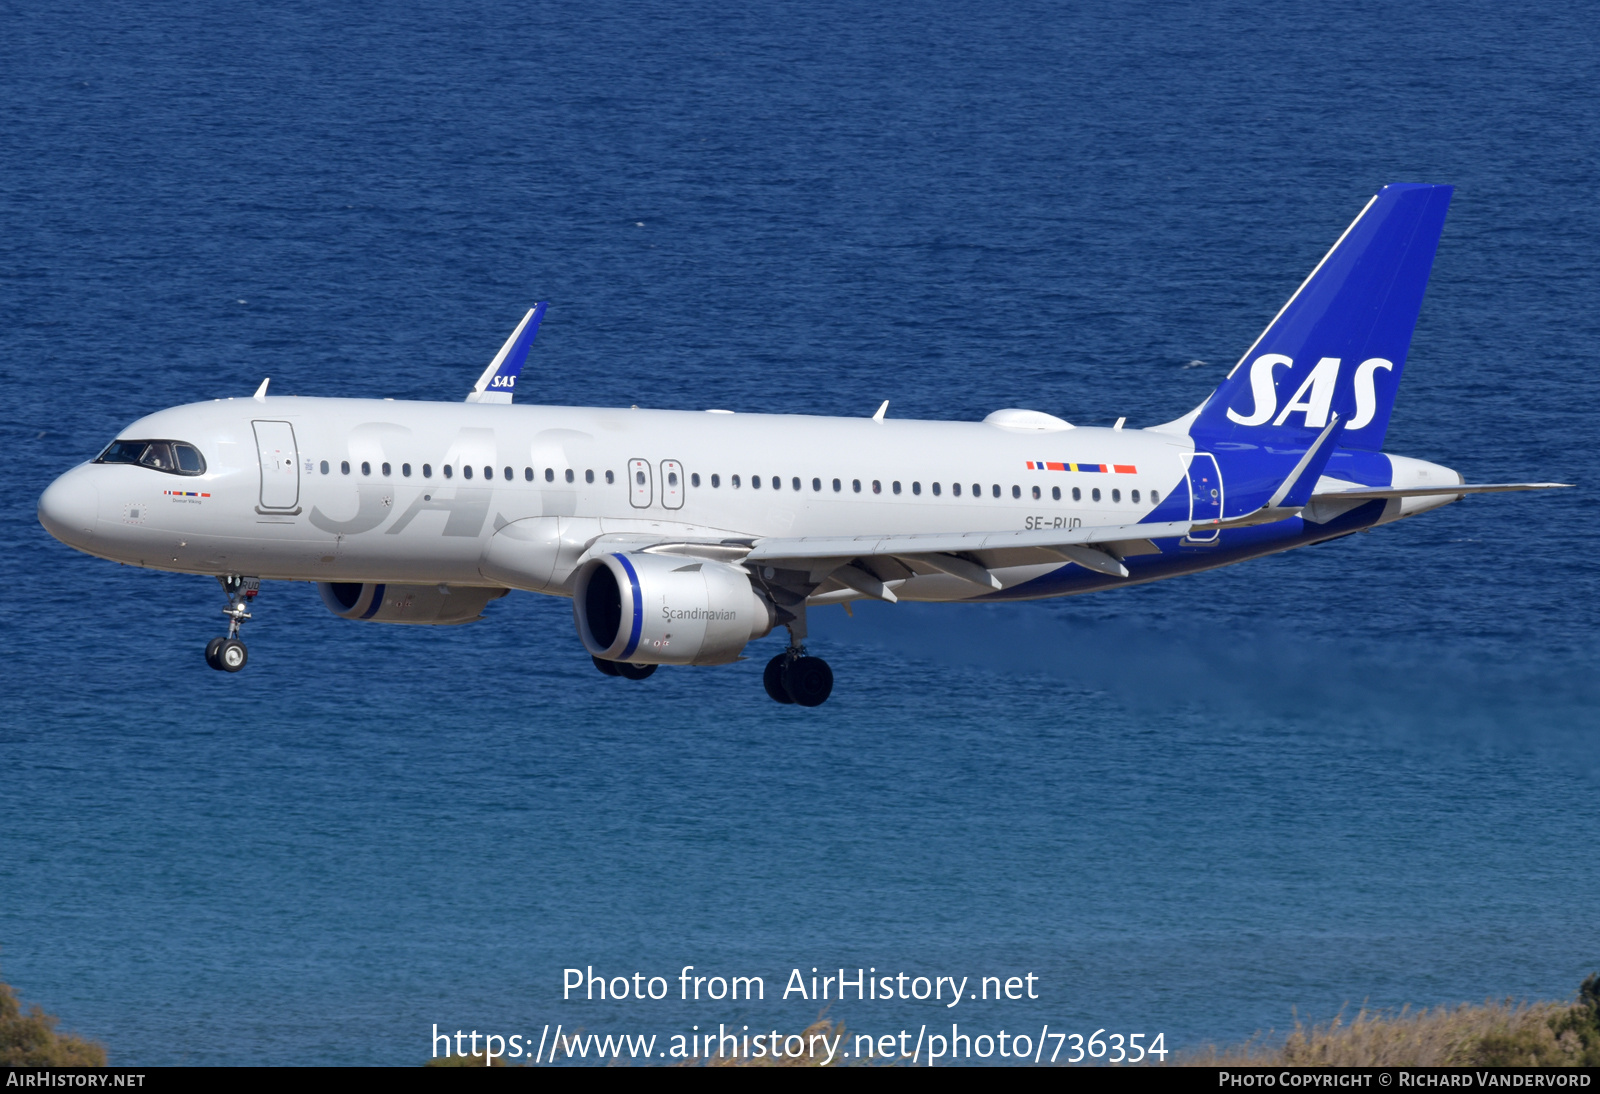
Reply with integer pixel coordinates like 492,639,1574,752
205,575,259,672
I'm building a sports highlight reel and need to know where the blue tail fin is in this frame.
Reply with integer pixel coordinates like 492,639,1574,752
1190,184,1453,452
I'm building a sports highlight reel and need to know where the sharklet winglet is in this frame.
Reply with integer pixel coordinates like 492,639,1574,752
467,303,546,404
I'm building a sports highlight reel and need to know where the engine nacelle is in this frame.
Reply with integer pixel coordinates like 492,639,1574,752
317,582,508,624
572,552,776,666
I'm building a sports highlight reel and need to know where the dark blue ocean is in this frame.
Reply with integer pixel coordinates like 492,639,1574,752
3,0,1597,1066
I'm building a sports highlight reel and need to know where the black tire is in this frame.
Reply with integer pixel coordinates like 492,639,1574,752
783,656,833,707
205,637,225,670
615,661,657,680
763,654,795,704
592,655,621,677
217,638,248,673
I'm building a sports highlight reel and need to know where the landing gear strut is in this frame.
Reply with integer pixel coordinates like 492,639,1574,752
763,615,834,706
205,575,258,672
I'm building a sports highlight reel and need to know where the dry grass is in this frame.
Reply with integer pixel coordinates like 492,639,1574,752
0,971,107,1067
1179,977,1600,1068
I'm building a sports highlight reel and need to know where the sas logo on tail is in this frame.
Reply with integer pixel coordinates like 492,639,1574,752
1226,355,1393,429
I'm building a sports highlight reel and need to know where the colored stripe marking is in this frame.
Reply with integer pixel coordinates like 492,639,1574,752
1025,462,1139,474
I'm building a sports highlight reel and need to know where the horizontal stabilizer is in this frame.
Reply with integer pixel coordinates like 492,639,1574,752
1313,483,1570,499
467,303,546,404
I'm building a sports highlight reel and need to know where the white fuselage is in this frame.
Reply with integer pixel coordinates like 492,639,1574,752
43,396,1222,600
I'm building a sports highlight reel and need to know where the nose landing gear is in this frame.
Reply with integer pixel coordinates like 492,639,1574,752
204,576,259,672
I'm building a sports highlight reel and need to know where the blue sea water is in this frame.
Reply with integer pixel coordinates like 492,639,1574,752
2,0,1598,1066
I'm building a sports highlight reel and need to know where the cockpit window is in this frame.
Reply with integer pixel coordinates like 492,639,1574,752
95,440,207,477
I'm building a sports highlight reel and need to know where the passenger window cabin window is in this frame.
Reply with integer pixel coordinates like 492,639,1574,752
774,476,782,490
587,470,595,483
732,475,741,488
1032,485,1041,500
1132,489,1140,503
566,469,575,483
691,472,700,487
1072,486,1081,501
792,476,801,491
361,461,371,476
463,465,473,479
912,482,921,495
381,462,391,476
320,460,330,475
1011,485,1020,498
815,478,823,492
873,480,881,494
1112,488,1121,502
402,463,411,477
606,470,615,484
635,470,645,485
484,466,492,480
932,482,941,496
545,468,554,482
751,475,761,489
423,464,433,479
504,467,513,481
525,467,533,481
972,483,980,497
443,465,453,479
892,481,901,495
952,482,961,496
341,461,351,475
1051,486,1060,500
832,478,841,492
1092,487,1101,502
992,484,1000,498
667,471,677,486
712,474,721,487
1150,490,1159,504
853,479,861,493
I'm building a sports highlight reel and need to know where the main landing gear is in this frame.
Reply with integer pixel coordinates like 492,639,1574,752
204,575,259,673
763,646,834,707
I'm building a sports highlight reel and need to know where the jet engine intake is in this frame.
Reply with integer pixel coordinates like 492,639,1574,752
317,582,508,624
572,552,775,666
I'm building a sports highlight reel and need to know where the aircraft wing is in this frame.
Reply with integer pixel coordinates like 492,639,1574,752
743,520,1196,563
1310,482,1570,499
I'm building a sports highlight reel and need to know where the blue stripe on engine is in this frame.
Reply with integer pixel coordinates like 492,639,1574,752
614,555,643,659
360,584,387,619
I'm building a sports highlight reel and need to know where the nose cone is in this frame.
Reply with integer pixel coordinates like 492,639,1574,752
38,467,100,551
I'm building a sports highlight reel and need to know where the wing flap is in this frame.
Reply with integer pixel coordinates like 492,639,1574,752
1312,482,1570,499
744,520,1196,563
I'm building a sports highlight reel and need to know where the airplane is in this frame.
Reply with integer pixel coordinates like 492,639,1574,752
37,184,1567,706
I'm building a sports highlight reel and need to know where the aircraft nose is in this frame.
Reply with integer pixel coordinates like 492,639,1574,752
38,468,100,549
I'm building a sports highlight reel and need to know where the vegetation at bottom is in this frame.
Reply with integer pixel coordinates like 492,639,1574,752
0,971,107,1066
1181,974,1600,1068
